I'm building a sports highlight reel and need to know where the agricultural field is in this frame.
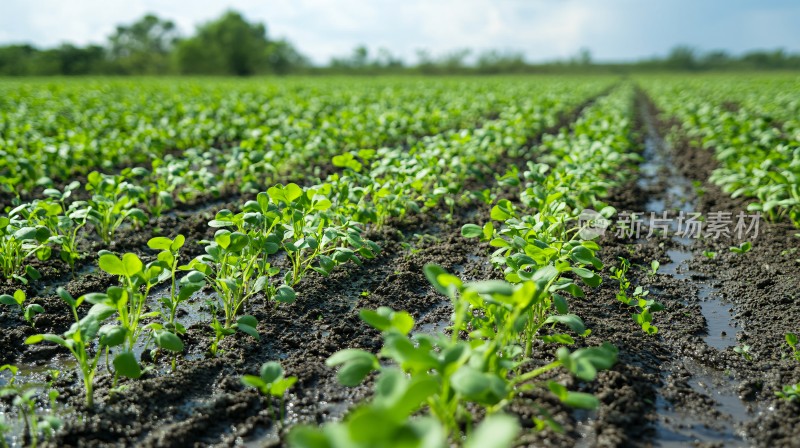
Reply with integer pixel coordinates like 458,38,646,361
0,74,798,447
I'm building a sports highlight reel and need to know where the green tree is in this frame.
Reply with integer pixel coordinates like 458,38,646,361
266,39,309,75
176,10,269,76
108,13,178,74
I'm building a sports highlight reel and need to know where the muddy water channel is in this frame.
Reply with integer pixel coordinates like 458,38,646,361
636,98,752,446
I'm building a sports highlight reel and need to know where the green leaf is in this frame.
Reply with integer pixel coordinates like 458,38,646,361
326,349,378,367
466,280,514,297
147,237,172,251
390,311,415,335
287,426,332,448
572,267,601,288
260,361,284,383
236,315,260,340
98,325,127,347
155,331,184,352
25,265,41,280
336,359,375,387
360,309,391,331
241,375,266,390
562,391,600,409
275,285,296,304
570,246,603,270
113,352,142,379
545,314,588,336
24,334,45,344
465,414,520,448
461,224,483,238
171,234,186,251
98,254,125,276
451,367,507,405
423,264,459,297
56,287,76,308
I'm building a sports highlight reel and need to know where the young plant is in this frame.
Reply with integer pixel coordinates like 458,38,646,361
75,171,147,244
786,332,800,362
0,365,62,448
95,252,166,352
776,333,800,401
25,288,128,407
267,183,379,286
0,289,44,325
32,182,87,271
610,258,663,335
189,229,271,354
0,214,51,283
650,260,660,276
702,250,717,259
322,266,617,442
148,235,205,336
733,344,753,362
729,241,752,254
241,361,297,423
289,369,521,448
90,250,187,375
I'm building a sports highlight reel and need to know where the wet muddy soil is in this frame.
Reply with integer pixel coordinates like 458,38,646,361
2,87,799,447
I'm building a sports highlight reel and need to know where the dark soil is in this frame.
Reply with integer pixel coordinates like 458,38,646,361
2,85,798,448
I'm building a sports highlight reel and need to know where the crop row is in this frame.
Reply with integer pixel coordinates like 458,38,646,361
0,77,610,199
1,78,615,446
640,75,800,226
288,84,662,447
0,78,613,285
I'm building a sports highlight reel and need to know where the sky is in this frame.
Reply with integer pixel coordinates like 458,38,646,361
1,0,799,65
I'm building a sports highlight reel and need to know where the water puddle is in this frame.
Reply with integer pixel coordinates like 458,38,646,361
637,100,739,349
0,360,76,448
637,96,747,445
654,358,749,447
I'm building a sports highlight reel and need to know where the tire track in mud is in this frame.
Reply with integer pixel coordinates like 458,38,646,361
20,88,620,447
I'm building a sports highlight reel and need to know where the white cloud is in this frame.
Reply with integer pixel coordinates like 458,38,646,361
0,0,798,64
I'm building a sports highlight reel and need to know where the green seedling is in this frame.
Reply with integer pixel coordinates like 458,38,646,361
189,228,275,354
289,370,521,448
0,289,45,325
610,258,663,335
208,307,259,356
36,182,87,272
786,333,800,362
94,251,166,352
0,213,51,282
148,235,204,338
733,344,753,362
26,287,132,407
776,384,800,401
729,241,752,254
0,365,62,448
75,171,147,244
702,250,717,259
241,361,297,423
776,332,800,401
650,260,660,276
323,268,617,442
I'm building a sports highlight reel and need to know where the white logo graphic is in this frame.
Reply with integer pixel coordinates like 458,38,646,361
578,209,611,239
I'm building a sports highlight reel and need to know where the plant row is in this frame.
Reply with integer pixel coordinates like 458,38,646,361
286,84,667,447
640,75,800,226
0,78,614,446
0,77,613,198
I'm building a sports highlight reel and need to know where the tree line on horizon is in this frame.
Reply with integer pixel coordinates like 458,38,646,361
1,10,799,76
